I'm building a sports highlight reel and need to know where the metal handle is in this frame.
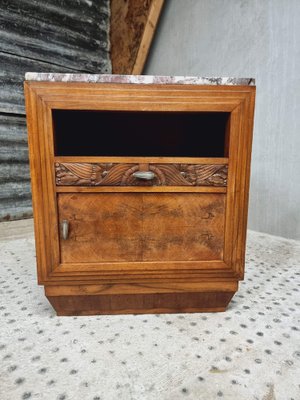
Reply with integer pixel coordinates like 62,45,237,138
132,171,155,180
61,220,69,240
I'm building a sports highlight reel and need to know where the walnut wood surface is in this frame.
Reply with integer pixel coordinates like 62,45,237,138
45,281,238,315
45,281,238,296
47,291,235,315
58,193,225,263
24,80,255,315
55,162,228,187
56,186,227,194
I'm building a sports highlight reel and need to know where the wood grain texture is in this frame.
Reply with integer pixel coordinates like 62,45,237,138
52,260,229,274
47,291,235,315
58,193,225,263
55,156,229,164
45,281,238,296
44,281,238,315
49,262,236,283
24,80,255,315
56,187,227,194
24,82,255,284
132,0,165,74
110,0,164,74
55,162,228,187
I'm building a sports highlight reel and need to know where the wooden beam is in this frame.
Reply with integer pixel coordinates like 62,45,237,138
132,0,165,74
110,0,165,75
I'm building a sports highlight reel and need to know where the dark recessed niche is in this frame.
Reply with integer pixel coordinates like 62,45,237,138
52,110,230,157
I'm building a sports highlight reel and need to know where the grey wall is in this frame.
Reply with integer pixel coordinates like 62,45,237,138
0,0,111,221
145,0,300,240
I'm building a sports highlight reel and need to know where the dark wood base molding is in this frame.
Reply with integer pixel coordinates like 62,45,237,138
45,282,237,316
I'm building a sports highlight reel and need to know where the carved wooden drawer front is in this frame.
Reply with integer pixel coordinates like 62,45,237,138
58,193,226,263
55,162,228,187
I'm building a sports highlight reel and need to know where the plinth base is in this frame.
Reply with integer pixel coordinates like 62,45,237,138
45,282,237,316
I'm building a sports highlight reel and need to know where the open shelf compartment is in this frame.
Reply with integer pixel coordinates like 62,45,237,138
52,110,230,158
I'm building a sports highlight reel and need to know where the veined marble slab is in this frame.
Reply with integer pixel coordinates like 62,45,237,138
25,73,255,86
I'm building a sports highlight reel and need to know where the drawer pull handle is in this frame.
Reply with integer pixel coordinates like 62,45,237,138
132,171,155,180
61,220,69,240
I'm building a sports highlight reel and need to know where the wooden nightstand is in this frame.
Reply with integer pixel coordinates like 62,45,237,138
24,74,255,315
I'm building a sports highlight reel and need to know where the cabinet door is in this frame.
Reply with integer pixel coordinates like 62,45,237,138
58,193,225,264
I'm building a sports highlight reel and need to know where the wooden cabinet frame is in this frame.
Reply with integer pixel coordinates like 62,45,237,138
25,81,255,315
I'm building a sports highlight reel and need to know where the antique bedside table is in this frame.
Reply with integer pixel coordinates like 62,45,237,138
24,73,255,315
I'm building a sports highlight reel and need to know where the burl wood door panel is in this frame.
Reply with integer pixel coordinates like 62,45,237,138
58,193,225,264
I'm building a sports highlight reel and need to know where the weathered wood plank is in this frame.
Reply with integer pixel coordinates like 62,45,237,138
110,0,164,74
132,0,165,74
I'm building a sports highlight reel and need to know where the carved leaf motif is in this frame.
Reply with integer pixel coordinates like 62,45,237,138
180,164,228,186
150,165,190,186
99,164,135,185
55,162,112,185
55,162,228,187
61,163,96,179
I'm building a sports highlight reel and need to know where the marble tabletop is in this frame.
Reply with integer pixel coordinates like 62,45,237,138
25,73,255,86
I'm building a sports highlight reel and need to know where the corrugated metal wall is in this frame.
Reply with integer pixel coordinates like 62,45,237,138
0,0,111,221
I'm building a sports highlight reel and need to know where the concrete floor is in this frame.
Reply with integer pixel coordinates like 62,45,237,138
0,219,299,399
0,218,34,241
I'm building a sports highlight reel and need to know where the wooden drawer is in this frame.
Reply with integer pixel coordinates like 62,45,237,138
55,161,228,187
58,192,226,263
